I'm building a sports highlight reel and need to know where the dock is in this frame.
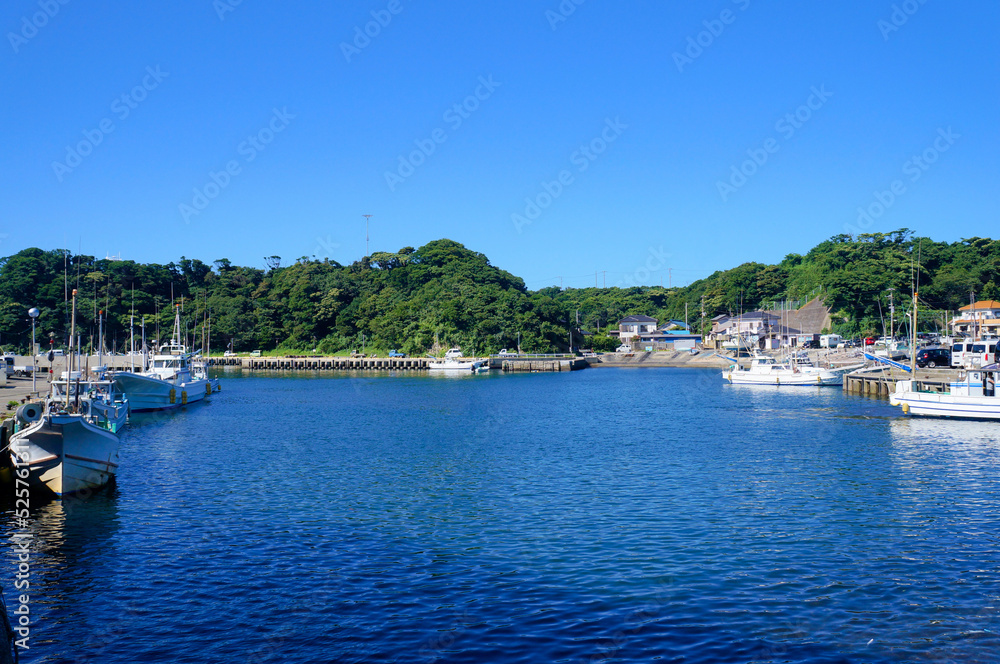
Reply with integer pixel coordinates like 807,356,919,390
842,368,956,398
210,354,589,372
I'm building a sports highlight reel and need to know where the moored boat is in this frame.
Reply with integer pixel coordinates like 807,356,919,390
428,358,478,371
890,364,1000,419
112,305,220,411
722,353,842,386
7,298,129,497
9,378,128,495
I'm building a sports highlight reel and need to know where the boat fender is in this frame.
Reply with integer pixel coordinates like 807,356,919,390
169,388,177,404
181,390,188,405
902,403,910,414
16,403,43,424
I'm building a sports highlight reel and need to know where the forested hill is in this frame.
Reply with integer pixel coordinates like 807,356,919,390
0,231,997,355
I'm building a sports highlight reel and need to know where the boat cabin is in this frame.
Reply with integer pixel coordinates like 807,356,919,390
151,356,189,370
951,368,998,398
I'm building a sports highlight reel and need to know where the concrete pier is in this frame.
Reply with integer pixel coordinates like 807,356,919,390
842,368,957,398
217,356,431,371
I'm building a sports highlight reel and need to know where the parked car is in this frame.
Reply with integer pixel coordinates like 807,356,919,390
497,349,518,357
864,337,876,346
223,350,236,357
616,344,633,354
801,340,819,349
388,350,407,358
915,348,951,368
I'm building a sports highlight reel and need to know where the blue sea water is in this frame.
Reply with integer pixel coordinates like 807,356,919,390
4,367,1000,663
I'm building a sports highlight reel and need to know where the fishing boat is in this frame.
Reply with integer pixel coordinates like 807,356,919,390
889,364,1000,419
111,305,220,412
428,357,478,371
428,347,479,371
722,353,842,386
7,290,129,495
9,376,129,495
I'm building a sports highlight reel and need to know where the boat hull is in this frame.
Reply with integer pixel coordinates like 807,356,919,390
113,372,213,412
428,361,475,371
889,390,1000,420
723,370,842,386
10,416,120,495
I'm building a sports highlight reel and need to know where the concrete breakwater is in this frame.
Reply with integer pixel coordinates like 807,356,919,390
214,356,430,371
212,355,590,372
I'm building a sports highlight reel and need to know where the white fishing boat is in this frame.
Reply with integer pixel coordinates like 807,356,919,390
112,305,220,412
7,290,129,495
428,358,478,371
722,354,842,386
889,364,1000,419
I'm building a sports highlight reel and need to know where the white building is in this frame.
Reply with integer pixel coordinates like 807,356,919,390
951,300,1000,337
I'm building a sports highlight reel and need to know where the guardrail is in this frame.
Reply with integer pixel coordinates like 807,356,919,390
488,353,577,359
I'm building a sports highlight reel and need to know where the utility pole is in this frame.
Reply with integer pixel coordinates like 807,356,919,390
970,288,977,339
362,214,373,256
568,313,572,354
700,295,705,336
669,268,672,288
602,271,606,288
595,271,598,288
685,302,689,331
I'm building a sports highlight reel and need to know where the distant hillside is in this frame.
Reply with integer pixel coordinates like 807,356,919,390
1,230,997,353
546,230,1000,338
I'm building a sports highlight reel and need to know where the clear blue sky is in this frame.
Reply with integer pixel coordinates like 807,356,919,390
2,1,997,290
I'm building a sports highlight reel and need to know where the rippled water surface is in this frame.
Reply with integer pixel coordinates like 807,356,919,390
4,367,1000,663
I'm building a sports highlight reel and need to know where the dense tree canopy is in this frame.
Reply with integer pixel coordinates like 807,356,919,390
1,232,997,354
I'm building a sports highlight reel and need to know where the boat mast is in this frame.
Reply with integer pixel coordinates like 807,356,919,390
172,303,182,347
129,314,135,372
910,289,917,373
68,289,77,409
97,309,103,369
130,287,135,371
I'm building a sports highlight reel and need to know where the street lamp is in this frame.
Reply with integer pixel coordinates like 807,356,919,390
28,307,39,393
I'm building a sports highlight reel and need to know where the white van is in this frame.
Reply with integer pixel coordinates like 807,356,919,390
952,341,998,368
820,334,842,348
